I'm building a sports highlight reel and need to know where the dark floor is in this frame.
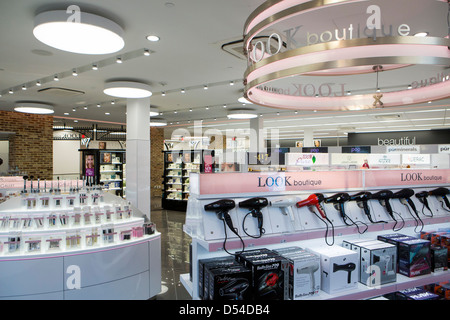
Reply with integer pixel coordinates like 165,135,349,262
150,197,192,300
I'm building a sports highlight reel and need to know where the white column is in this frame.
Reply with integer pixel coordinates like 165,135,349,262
249,116,265,153
303,128,314,147
126,97,151,220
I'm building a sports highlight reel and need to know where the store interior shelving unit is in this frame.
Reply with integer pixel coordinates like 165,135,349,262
80,149,126,197
162,150,201,211
181,169,450,300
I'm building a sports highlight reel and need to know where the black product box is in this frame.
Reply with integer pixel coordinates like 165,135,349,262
206,266,252,300
377,233,414,245
430,246,448,272
396,287,440,300
235,248,275,264
398,239,431,277
245,256,289,300
199,256,240,300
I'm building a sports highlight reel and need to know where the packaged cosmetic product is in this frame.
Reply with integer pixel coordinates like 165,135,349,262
309,245,359,294
280,250,321,299
206,265,252,300
359,242,397,286
430,245,448,272
199,256,240,300
397,239,431,277
396,287,439,300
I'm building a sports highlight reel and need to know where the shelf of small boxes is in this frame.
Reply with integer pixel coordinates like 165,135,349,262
0,188,155,258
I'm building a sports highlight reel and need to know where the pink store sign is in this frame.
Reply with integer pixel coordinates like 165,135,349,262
364,169,450,188
198,171,364,195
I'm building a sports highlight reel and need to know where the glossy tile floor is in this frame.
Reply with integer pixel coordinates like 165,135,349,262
150,197,193,300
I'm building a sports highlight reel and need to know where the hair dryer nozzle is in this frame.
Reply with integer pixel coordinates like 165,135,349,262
204,199,236,212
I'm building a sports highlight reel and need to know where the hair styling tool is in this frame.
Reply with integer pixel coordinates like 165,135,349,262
296,194,334,246
428,187,450,212
219,278,249,300
371,190,405,231
393,188,423,233
333,262,356,284
297,260,320,293
325,192,368,234
349,191,388,224
238,197,268,239
415,191,433,217
204,199,244,255
269,197,297,227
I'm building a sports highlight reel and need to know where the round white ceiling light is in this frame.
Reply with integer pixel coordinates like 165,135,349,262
104,81,152,98
33,9,124,54
150,107,159,117
227,109,258,119
14,102,54,114
146,35,160,42
150,118,167,126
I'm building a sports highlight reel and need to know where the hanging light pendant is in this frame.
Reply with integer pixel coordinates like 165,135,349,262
33,6,124,55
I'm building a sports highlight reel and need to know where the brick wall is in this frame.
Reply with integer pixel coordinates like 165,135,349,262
150,127,164,197
0,110,53,179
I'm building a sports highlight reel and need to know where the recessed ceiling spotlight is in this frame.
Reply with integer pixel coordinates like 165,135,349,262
72,70,78,76
144,49,151,56
54,75,59,81
36,81,42,86
229,81,234,86
92,64,98,70
161,92,166,96
22,86,27,91
146,35,160,42
238,97,252,104
104,81,152,98
33,8,124,54
9,89,13,94
14,102,54,114
105,112,110,115
181,89,185,93
116,57,122,63
204,85,208,90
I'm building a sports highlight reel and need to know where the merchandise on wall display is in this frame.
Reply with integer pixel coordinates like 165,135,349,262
238,197,268,239
415,191,434,217
392,188,424,233
296,193,335,246
349,191,388,224
324,192,368,234
371,189,405,232
429,187,450,212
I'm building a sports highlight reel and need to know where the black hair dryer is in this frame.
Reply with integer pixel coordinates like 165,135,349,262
204,199,237,235
239,197,268,238
429,187,450,211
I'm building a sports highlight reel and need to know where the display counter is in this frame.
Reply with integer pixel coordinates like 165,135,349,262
182,169,450,300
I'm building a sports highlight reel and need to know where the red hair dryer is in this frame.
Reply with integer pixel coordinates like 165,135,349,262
296,194,326,219
296,193,334,246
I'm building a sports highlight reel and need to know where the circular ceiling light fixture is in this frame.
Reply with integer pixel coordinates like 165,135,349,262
227,109,258,119
146,35,160,42
150,107,159,117
33,8,124,54
150,118,167,127
104,81,152,98
14,102,54,114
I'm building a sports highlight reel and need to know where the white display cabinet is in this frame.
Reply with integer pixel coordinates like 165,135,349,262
0,184,161,300
182,169,450,300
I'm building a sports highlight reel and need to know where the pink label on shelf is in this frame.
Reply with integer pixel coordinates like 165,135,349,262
364,169,450,187
198,171,363,195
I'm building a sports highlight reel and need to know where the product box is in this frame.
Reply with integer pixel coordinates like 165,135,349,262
281,251,321,299
244,255,289,300
434,282,450,300
342,239,380,251
377,233,414,245
397,239,431,277
199,256,239,300
359,242,397,286
430,246,448,272
309,245,359,294
235,248,275,264
206,265,252,300
396,287,440,300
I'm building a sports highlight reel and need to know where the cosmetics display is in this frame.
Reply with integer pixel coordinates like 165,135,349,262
0,180,155,257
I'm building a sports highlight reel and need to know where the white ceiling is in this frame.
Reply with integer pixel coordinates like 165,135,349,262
0,0,449,142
